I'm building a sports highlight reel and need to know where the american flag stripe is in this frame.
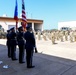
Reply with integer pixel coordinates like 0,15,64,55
22,17,27,22
22,10,25,14
22,13,26,18
22,0,27,23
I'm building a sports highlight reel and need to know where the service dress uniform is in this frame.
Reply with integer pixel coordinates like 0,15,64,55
24,26,35,68
10,27,17,60
17,26,25,63
6,30,11,58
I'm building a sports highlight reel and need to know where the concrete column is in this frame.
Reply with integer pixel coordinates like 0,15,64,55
32,22,34,30
41,24,43,31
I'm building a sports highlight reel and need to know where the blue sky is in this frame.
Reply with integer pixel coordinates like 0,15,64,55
0,0,76,30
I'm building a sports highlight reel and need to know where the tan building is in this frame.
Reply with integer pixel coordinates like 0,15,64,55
0,16,43,32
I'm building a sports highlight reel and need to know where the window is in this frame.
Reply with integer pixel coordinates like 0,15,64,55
0,25,2,30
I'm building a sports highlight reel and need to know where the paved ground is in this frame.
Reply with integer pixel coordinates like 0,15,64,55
0,39,76,75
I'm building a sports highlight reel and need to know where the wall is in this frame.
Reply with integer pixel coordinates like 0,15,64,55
34,23,42,31
58,21,76,30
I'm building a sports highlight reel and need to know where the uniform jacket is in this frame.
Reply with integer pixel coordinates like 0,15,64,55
6,33,11,46
24,31,35,50
17,32,25,45
10,31,17,46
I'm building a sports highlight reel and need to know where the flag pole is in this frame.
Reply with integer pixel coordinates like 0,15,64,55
16,21,18,31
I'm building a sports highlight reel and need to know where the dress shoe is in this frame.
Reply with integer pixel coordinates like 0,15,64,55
19,62,25,64
27,66,35,68
12,59,18,61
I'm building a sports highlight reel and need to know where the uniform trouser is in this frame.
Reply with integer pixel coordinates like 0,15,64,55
26,48,33,67
51,37,55,44
7,45,11,57
60,36,63,42
11,45,17,60
19,45,25,63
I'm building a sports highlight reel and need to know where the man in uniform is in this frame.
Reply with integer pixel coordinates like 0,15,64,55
6,30,11,58
59,30,64,42
51,31,56,44
10,27,17,61
69,30,74,42
24,26,36,68
65,30,68,41
17,26,25,63
42,32,47,41
37,30,41,40
73,30,76,42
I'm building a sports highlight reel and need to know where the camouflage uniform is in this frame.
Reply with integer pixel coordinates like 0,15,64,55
73,30,76,42
42,32,47,41
37,31,41,40
69,30,74,42
65,31,68,41
51,31,55,44
59,31,64,42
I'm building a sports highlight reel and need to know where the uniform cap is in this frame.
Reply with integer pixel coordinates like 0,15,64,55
7,30,10,32
10,27,15,30
26,25,32,30
18,26,23,31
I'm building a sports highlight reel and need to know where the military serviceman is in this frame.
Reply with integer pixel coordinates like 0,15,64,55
59,30,64,42
24,26,35,68
17,26,25,63
6,30,11,58
73,30,76,42
42,32,47,41
37,30,41,40
65,30,68,41
69,30,74,42
51,31,56,44
10,27,17,61
55,30,60,40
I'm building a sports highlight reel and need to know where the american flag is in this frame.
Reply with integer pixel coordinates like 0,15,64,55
22,0,27,29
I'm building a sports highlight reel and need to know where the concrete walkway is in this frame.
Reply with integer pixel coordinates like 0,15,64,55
0,39,76,75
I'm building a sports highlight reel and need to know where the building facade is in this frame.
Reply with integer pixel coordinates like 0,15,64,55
0,17,43,32
58,21,76,30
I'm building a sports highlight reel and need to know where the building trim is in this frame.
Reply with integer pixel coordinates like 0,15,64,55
0,17,43,23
